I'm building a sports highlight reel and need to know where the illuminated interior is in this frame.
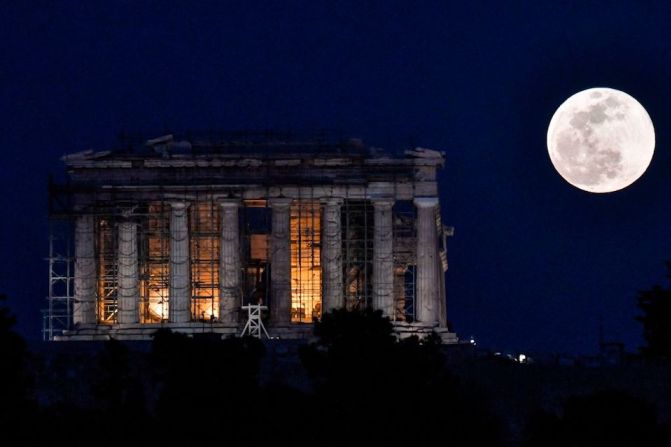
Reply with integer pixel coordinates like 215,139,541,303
250,234,268,261
97,218,118,323
290,202,322,323
190,201,220,321
140,202,170,323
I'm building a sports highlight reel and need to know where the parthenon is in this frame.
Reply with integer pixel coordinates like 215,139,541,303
45,133,456,342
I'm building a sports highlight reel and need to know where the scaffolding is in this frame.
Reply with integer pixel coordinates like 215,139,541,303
240,304,270,338
44,195,421,334
190,199,221,322
96,217,118,323
341,199,374,310
43,222,74,341
392,201,417,322
139,201,170,323
290,201,322,323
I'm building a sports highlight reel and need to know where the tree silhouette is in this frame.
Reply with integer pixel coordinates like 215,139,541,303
91,339,146,418
150,329,265,443
636,262,671,359
524,389,667,447
0,294,34,440
301,307,504,446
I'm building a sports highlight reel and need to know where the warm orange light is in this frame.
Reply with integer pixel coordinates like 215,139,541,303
145,288,169,322
141,203,171,323
290,202,322,323
192,299,218,321
190,201,220,321
97,219,117,324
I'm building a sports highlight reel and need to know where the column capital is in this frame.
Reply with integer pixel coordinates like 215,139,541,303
269,198,292,209
372,198,395,209
119,205,140,219
218,199,241,209
413,197,439,208
321,197,344,207
118,207,139,225
169,201,190,210
118,220,139,227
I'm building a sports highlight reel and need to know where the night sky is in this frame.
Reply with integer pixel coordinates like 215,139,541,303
3,1,671,355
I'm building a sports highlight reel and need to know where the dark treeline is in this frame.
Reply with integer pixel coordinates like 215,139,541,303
636,261,671,360
1,295,669,446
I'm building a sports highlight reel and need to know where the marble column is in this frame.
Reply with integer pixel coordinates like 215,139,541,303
270,198,291,326
321,198,343,313
414,197,439,325
219,200,241,325
169,202,191,323
117,221,139,324
372,199,394,317
73,214,96,325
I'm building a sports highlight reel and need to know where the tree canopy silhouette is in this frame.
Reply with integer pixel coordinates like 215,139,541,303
524,389,667,447
0,294,34,439
636,262,671,359
150,329,265,443
300,307,504,446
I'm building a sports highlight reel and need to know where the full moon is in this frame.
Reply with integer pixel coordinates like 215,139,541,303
547,87,655,193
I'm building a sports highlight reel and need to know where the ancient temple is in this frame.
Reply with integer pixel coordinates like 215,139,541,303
44,133,456,342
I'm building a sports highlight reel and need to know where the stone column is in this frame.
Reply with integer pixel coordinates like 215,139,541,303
321,198,343,313
219,200,241,325
117,220,139,324
169,202,191,323
270,198,292,326
373,199,394,317
414,197,439,324
73,214,96,325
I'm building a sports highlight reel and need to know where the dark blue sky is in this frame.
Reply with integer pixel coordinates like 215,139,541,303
2,1,671,354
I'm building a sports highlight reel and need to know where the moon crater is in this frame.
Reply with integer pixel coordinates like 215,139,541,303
547,88,654,193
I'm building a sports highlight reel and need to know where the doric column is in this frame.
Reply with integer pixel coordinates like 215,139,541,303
270,198,292,326
373,199,394,317
169,202,190,323
414,197,439,324
117,220,139,324
219,200,241,325
321,198,343,313
73,214,96,325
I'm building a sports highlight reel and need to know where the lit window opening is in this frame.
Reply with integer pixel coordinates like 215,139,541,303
290,202,322,323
